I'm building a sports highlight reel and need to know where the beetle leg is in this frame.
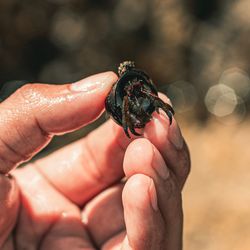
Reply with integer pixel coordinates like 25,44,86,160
141,89,174,125
129,125,141,136
122,95,131,138
122,96,142,137
153,98,174,124
155,107,160,114
105,111,110,120
128,118,142,137
127,96,143,136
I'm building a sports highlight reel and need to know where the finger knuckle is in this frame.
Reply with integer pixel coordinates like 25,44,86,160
176,142,191,186
18,83,34,96
17,83,41,105
164,177,179,199
82,138,110,186
0,135,29,174
181,143,191,178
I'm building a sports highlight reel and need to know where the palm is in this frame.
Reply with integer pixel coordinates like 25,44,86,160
12,164,125,249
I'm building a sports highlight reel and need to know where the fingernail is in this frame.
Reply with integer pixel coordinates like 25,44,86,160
168,119,184,150
167,98,173,106
152,146,169,180
148,178,158,212
70,71,116,93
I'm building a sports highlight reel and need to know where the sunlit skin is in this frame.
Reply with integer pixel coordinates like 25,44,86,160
0,72,190,250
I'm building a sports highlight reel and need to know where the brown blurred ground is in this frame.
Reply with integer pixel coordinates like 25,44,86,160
182,118,250,250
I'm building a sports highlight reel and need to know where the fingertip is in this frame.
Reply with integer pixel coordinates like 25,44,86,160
123,173,159,213
158,92,173,106
156,93,184,150
70,71,118,93
106,71,119,83
122,174,151,201
123,138,170,183
123,138,154,176
144,111,170,146
122,174,152,211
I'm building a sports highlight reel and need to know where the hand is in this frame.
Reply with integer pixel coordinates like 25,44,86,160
0,72,190,250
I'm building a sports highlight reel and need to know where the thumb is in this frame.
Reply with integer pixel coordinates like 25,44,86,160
0,71,117,173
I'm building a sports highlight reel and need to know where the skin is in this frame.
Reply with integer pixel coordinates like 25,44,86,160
0,72,190,250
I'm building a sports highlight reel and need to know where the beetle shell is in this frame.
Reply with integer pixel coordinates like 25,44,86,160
105,61,174,138
105,68,158,126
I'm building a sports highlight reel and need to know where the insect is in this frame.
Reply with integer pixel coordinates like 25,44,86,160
105,61,174,138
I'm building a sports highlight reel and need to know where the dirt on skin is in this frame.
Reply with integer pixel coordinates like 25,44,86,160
181,118,250,250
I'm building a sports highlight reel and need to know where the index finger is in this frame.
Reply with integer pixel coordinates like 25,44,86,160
0,71,117,173
144,93,191,188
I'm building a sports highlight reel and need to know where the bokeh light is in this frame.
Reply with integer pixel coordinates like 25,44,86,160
204,67,249,124
166,80,198,113
219,67,250,99
204,83,247,124
50,9,86,50
205,84,237,117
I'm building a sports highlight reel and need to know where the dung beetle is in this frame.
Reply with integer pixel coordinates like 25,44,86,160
105,61,174,138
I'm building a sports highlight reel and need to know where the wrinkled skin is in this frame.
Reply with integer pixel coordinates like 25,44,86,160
0,72,190,250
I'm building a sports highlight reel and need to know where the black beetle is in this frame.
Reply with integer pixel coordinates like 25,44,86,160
105,61,174,138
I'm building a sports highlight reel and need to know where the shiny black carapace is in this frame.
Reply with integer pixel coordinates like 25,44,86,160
105,61,174,138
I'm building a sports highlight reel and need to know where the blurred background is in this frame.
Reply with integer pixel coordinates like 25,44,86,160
0,0,249,249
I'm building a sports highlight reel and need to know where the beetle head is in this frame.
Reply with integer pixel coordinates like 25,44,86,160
118,61,135,77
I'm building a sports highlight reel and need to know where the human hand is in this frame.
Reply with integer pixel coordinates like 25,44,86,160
0,72,190,249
